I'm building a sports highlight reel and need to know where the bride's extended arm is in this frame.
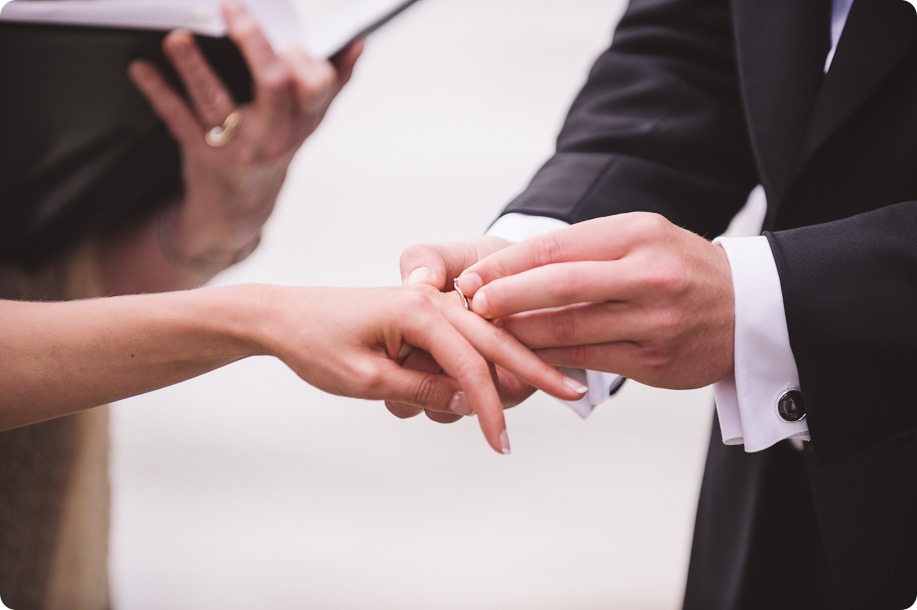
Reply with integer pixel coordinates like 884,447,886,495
0,284,584,454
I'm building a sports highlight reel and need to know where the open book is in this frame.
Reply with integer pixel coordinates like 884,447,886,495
0,0,421,264
0,0,423,58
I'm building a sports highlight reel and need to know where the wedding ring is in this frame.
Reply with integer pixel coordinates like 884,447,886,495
454,278,470,310
204,109,243,148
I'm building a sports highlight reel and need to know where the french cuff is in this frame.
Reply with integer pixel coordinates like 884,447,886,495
486,213,572,244
486,213,625,418
559,369,626,418
713,235,811,452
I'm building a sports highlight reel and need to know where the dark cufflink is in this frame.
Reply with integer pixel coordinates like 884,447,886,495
777,389,806,423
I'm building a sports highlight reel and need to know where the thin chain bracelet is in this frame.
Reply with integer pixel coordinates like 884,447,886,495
159,206,262,274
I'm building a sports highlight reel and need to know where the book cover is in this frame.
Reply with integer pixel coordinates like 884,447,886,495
0,0,420,264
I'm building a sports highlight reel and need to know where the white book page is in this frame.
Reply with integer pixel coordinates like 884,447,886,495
0,0,418,58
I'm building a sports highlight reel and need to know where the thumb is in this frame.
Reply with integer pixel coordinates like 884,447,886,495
400,237,514,289
400,241,474,289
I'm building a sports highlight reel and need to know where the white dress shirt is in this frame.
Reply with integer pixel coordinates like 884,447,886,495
487,0,855,452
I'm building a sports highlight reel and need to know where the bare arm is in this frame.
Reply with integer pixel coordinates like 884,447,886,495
0,287,256,429
0,284,585,454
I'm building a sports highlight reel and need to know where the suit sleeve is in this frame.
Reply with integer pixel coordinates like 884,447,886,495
766,203,917,463
502,0,758,236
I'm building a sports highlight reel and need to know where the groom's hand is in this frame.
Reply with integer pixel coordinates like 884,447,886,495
457,213,736,390
391,236,537,421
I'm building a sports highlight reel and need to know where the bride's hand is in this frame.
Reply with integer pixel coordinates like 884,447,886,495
253,285,587,455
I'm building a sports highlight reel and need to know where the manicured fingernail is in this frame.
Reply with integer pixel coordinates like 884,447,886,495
459,273,483,295
449,391,474,417
565,377,589,395
405,267,432,286
500,431,512,455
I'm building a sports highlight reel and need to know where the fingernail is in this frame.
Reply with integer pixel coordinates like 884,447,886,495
127,61,146,80
449,391,474,417
564,377,589,395
405,267,432,286
472,291,489,316
459,273,483,295
169,31,193,55
500,431,512,455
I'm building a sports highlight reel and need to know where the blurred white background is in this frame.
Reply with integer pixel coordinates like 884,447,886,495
105,0,731,608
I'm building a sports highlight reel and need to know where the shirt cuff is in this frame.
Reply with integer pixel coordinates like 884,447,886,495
486,213,625,417
713,236,811,452
487,213,572,244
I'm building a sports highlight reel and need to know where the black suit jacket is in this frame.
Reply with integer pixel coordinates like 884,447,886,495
503,0,917,607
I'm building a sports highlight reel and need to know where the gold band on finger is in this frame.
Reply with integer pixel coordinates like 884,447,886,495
204,109,243,148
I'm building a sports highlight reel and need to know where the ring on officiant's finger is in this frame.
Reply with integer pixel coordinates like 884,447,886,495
454,278,470,311
204,109,243,148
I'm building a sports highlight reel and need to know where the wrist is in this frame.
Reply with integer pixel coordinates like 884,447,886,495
713,242,737,380
191,284,274,359
160,205,262,274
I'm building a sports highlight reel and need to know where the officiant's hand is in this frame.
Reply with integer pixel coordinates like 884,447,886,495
120,0,361,290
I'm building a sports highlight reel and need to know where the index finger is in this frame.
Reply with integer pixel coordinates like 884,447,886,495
458,216,626,297
221,1,287,92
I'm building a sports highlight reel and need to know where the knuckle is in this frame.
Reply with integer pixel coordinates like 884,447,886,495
261,65,293,96
202,87,230,114
483,324,514,359
635,342,672,373
553,309,578,342
234,19,260,42
564,344,590,368
454,354,490,385
412,375,442,408
651,306,683,337
301,68,335,98
642,256,687,297
630,212,669,242
352,363,386,397
536,233,565,268
402,291,435,314
551,270,587,303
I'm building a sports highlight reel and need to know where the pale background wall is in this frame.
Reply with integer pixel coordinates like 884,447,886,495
95,0,750,607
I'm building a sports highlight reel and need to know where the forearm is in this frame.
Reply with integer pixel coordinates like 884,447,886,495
96,191,272,295
0,284,264,430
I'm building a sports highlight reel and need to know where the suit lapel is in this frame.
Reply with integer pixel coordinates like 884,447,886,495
798,0,917,168
732,0,830,201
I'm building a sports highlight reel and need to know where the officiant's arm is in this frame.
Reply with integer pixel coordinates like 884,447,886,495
96,1,362,295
